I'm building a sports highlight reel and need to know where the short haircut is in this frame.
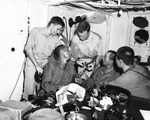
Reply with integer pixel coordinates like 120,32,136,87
76,21,90,33
147,55,150,63
134,55,141,63
116,46,134,65
47,16,65,28
53,45,68,60
107,50,116,61
107,50,119,72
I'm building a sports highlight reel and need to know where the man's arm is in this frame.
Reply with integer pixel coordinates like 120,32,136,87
69,23,78,43
42,62,60,92
26,47,43,74
25,28,43,74
96,55,103,66
70,40,84,61
108,75,125,87
95,33,103,66
42,62,53,92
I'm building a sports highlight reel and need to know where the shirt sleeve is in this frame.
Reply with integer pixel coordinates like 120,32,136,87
24,28,36,51
70,38,81,59
42,62,53,92
95,35,103,56
59,61,76,86
92,68,101,85
108,75,127,88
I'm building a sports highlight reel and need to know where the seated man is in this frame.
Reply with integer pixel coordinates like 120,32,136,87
41,45,76,95
109,46,150,99
89,50,120,88
146,55,150,70
133,55,141,65
145,55,150,79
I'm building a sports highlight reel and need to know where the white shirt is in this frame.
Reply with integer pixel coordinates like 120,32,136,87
70,31,103,60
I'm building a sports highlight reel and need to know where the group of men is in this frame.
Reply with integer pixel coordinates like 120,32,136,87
21,15,150,102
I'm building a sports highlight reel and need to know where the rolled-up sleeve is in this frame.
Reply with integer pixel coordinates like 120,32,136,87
24,29,35,51
96,35,103,56
97,41,103,56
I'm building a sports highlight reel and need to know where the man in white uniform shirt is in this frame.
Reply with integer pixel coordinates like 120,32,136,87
22,16,65,101
70,21,103,66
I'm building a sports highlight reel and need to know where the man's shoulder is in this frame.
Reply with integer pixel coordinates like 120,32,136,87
135,64,146,70
90,31,102,40
30,27,42,31
134,65,148,74
65,61,76,73
30,27,45,34
66,61,75,67
72,35,79,42
47,56,56,67
116,66,146,81
130,65,150,79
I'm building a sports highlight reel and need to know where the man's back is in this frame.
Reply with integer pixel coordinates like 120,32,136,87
109,65,150,99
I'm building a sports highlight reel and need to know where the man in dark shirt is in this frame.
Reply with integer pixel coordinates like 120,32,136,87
41,45,76,93
109,46,150,99
87,50,120,88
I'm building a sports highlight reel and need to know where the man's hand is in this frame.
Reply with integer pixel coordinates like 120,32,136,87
36,65,43,74
75,78,82,84
96,55,103,66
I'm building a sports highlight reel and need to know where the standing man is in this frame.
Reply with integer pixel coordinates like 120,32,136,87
70,21,103,66
22,16,65,101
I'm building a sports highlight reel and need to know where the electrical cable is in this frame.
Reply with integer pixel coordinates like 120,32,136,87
9,0,30,100
9,57,26,99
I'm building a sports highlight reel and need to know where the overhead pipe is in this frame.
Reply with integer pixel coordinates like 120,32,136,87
48,0,94,6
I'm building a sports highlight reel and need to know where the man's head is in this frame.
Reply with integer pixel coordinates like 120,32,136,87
47,16,65,36
147,55,150,67
58,26,65,37
103,50,116,66
53,45,70,64
76,21,90,41
134,55,141,65
116,46,134,69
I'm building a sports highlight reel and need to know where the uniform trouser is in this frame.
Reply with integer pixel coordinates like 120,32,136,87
22,58,47,100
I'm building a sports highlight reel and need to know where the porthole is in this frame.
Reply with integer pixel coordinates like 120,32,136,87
133,16,148,28
134,29,149,44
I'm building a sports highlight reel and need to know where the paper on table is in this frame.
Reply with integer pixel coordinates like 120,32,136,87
140,109,150,120
55,83,86,106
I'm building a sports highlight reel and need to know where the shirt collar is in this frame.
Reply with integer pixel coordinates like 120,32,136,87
42,28,53,37
124,65,135,73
